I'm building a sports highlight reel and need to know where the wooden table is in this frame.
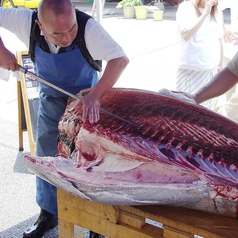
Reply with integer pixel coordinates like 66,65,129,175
57,189,238,238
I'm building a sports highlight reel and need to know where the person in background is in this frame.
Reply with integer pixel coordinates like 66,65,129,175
175,0,224,110
219,0,238,42
0,0,129,237
184,50,238,122
215,0,238,116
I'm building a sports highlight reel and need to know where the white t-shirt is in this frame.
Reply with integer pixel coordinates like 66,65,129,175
0,8,125,62
176,1,223,71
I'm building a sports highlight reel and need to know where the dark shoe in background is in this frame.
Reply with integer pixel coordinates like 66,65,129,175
89,231,105,238
23,209,58,238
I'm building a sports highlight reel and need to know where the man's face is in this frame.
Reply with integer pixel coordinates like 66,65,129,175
36,7,78,47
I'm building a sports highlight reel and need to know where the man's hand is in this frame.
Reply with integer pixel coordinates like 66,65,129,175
176,91,197,103
0,46,17,71
74,92,101,124
158,89,197,104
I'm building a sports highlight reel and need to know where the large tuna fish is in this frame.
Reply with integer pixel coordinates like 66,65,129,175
24,88,238,218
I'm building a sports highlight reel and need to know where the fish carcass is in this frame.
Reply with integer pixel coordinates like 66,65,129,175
24,88,238,218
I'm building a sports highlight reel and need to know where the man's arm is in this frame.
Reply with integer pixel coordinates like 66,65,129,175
0,37,17,71
194,67,238,104
75,18,129,124
89,56,129,100
76,56,129,124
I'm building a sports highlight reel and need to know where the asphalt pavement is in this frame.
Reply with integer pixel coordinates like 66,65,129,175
0,2,232,238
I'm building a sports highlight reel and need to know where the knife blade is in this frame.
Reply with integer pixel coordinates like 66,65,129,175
16,63,139,128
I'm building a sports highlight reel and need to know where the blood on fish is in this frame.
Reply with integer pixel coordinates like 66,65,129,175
81,152,96,161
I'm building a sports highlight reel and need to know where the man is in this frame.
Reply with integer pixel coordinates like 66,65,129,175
186,50,238,121
0,0,129,237
216,0,238,117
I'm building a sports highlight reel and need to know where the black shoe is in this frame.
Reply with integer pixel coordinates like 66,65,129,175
23,209,58,238
89,231,105,238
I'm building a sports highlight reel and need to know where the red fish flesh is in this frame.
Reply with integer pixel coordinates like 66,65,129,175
24,88,238,218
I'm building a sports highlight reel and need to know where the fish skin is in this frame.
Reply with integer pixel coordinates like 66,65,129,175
24,88,238,218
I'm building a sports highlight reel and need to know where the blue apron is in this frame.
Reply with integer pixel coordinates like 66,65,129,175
35,43,98,215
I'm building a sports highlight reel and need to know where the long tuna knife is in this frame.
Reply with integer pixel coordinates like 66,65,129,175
16,63,139,127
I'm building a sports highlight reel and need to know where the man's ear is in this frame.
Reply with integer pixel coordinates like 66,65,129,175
35,19,43,31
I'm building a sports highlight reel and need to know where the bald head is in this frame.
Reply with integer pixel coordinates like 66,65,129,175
38,0,74,23
36,0,78,47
